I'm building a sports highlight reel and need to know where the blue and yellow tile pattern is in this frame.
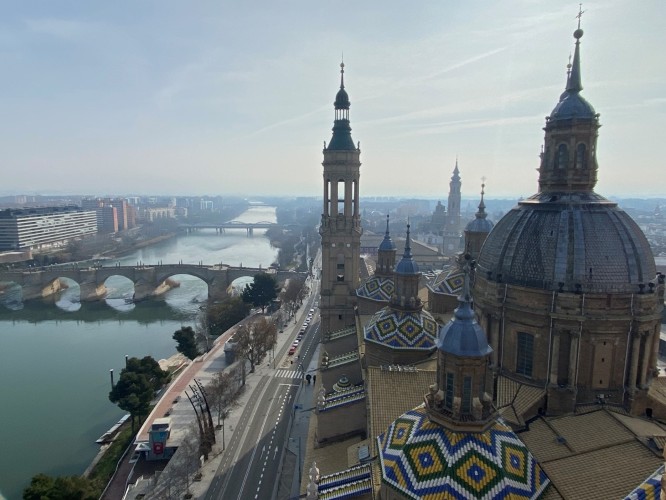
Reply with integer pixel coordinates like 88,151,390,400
430,265,465,295
378,405,550,499
624,465,662,500
364,308,437,350
357,276,394,302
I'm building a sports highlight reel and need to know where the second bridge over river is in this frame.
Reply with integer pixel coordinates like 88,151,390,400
0,264,305,302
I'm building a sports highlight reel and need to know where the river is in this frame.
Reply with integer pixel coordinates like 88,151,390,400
0,206,278,500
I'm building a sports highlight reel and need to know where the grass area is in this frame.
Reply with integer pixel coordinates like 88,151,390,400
89,424,135,493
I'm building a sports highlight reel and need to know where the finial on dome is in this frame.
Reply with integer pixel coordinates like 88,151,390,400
460,254,473,304
385,214,390,237
566,6,584,93
404,223,412,258
477,178,487,218
340,56,345,89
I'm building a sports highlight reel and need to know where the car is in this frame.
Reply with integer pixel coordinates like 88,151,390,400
310,308,315,313
297,334,303,341
288,346,296,355
292,340,299,346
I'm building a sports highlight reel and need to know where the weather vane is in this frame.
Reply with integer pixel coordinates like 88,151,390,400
576,4,585,29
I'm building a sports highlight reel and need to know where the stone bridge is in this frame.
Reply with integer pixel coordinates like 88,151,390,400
0,264,306,302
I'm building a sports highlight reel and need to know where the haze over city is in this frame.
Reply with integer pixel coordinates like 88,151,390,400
1,1,664,198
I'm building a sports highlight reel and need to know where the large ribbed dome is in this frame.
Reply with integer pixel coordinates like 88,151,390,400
476,192,656,293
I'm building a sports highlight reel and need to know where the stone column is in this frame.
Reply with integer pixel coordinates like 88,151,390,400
639,330,652,388
344,180,352,216
331,182,338,217
550,330,560,385
629,332,641,393
323,181,329,216
651,324,660,381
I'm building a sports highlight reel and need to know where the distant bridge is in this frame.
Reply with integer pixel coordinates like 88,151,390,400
179,221,279,235
0,264,305,303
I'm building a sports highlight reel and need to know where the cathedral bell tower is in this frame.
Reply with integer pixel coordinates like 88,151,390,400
320,62,362,335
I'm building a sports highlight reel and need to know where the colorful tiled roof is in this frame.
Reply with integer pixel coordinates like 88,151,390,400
319,463,372,493
624,465,662,500
357,276,394,302
365,308,437,350
429,264,465,295
377,404,550,499
320,384,366,412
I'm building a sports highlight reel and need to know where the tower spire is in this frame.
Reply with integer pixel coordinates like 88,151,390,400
476,179,487,219
340,59,345,89
567,21,584,93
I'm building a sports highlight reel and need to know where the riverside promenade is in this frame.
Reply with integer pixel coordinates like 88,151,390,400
104,283,317,499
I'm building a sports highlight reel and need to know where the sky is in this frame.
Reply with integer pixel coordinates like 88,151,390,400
0,1,664,199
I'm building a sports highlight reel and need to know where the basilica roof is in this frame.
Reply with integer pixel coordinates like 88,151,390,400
356,275,394,302
377,404,550,499
364,308,437,350
476,194,656,294
428,264,464,296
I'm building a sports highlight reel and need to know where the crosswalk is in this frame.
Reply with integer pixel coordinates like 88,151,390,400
274,368,304,380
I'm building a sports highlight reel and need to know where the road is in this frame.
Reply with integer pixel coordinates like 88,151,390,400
204,276,321,500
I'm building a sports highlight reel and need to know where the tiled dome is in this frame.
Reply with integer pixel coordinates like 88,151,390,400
364,308,437,350
356,276,394,302
378,405,550,499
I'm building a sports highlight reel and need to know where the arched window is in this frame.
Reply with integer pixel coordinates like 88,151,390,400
576,143,587,169
516,332,534,377
554,144,568,169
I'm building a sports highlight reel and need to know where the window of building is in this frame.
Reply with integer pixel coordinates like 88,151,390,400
462,376,472,414
336,253,345,281
516,332,534,377
337,180,345,215
445,372,454,409
555,144,568,169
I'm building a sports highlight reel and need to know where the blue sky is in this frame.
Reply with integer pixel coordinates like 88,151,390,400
1,1,664,198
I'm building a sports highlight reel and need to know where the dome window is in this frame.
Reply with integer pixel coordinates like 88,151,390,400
445,372,454,409
516,332,534,377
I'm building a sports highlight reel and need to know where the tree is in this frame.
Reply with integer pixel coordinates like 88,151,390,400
241,273,278,312
205,297,251,335
171,425,201,498
173,326,200,360
124,356,170,392
109,372,154,433
235,317,277,374
206,371,242,450
280,277,305,318
23,473,98,500
109,356,169,432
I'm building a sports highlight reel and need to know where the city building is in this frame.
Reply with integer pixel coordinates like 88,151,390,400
0,206,97,250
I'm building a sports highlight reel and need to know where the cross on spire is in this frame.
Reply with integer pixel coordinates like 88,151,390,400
576,3,585,29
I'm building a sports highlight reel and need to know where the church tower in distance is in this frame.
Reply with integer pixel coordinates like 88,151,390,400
319,62,362,335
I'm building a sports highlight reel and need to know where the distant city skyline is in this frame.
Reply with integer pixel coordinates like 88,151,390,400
1,1,664,198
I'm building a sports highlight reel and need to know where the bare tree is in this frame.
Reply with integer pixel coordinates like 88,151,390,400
207,371,242,450
171,425,201,499
280,277,305,318
235,317,277,374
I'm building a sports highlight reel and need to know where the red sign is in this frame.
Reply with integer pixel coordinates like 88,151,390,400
153,442,164,455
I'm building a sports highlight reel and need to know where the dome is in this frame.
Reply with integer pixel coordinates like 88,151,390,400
365,308,437,350
377,405,550,499
549,92,595,121
356,276,394,302
465,217,494,233
429,264,465,295
476,193,656,293
334,87,350,109
437,300,493,358
379,233,396,252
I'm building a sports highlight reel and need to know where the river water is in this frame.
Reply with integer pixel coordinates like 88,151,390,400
0,206,278,500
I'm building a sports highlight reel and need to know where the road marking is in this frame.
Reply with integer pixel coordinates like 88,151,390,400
237,383,285,499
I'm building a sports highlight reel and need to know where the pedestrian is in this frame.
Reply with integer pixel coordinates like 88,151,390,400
313,374,316,385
